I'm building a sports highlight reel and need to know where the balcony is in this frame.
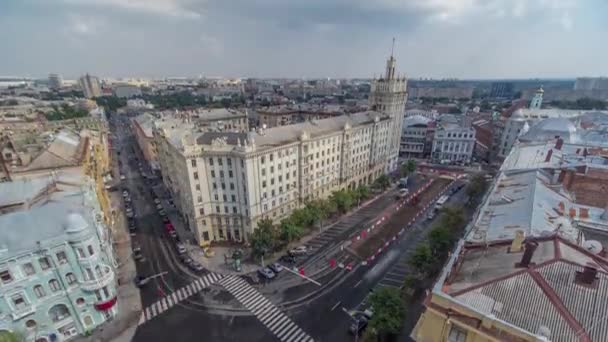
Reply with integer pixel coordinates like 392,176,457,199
79,265,114,291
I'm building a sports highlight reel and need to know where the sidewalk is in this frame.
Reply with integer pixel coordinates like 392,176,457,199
72,145,142,342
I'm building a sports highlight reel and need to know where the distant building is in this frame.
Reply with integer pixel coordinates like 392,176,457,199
400,115,433,159
431,114,475,164
471,116,493,162
79,74,102,99
404,109,437,120
574,77,608,90
256,104,352,128
489,82,514,98
529,86,544,110
48,74,63,90
113,84,142,99
0,172,118,341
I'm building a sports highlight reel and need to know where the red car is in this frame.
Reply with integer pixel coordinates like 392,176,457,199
164,223,174,232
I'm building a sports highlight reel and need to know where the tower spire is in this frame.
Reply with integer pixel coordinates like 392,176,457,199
391,37,395,58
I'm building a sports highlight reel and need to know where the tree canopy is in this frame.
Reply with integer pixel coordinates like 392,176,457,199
368,287,406,336
251,218,275,257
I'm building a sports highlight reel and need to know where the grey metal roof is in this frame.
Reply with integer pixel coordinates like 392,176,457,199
456,270,577,341
0,172,97,256
467,169,576,244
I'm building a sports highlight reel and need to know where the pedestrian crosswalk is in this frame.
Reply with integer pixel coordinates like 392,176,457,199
138,272,223,325
219,275,314,342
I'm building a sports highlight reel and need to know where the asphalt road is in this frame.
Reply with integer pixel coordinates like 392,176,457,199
108,114,473,342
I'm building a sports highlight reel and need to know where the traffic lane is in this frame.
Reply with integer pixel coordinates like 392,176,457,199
291,266,370,342
133,306,276,342
294,181,469,340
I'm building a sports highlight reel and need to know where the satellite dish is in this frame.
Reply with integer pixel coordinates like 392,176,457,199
583,240,603,255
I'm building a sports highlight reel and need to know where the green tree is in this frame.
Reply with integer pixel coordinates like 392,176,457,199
406,159,417,174
440,206,465,231
374,174,391,190
357,185,370,201
428,225,454,257
466,174,488,205
251,219,275,257
409,243,437,277
290,207,314,227
330,190,354,213
368,287,406,337
279,220,303,242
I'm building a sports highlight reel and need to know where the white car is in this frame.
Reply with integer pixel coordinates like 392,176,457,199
120,175,126,181
176,243,187,254
289,246,308,255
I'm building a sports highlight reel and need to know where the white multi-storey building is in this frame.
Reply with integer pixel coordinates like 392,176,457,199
431,115,476,164
155,111,393,245
368,53,408,172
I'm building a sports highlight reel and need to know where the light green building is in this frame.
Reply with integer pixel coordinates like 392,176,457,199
0,172,118,341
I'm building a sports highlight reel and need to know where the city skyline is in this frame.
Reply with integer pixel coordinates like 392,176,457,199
2,1,607,79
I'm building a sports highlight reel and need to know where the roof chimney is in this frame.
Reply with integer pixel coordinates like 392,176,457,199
575,263,598,287
509,230,525,253
516,240,538,268
544,149,553,162
555,138,564,150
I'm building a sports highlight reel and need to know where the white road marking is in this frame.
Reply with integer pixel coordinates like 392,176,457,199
330,301,341,311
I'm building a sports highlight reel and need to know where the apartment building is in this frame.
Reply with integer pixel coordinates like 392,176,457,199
0,172,118,341
431,115,476,164
131,113,158,170
154,111,393,245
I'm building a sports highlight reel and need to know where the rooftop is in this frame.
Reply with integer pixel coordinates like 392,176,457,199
0,171,101,256
163,110,388,152
441,236,608,342
132,112,156,138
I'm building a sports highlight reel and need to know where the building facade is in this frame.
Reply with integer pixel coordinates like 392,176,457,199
400,115,433,159
155,111,393,246
48,74,63,91
131,113,158,170
368,54,408,172
0,174,118,342
78,75,101,99
431,115,475,164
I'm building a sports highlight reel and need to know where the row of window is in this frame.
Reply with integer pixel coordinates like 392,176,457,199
1,245,96,286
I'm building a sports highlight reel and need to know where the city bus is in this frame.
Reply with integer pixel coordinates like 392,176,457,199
434,195,449,211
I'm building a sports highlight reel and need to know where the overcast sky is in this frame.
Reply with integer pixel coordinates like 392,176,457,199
1,0,607,79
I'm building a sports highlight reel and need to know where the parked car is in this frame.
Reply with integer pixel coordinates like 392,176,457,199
176,243,187,254
280,255,296,264
169,230,177,238
154,198,161,205
133,249,145,262
128,221,137,232
180,255,193,265
120,174,126,180
349,314,368,335
269,262,284,273
156,203,163,210
289,246,308,256
122,190,129,198
159,209,167,216
134,275,150,288
189,262,204,272
258,267,276,280
162,217,171,224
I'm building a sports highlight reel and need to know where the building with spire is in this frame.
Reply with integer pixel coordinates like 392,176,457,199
368,41,408,172
529,86,544,109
